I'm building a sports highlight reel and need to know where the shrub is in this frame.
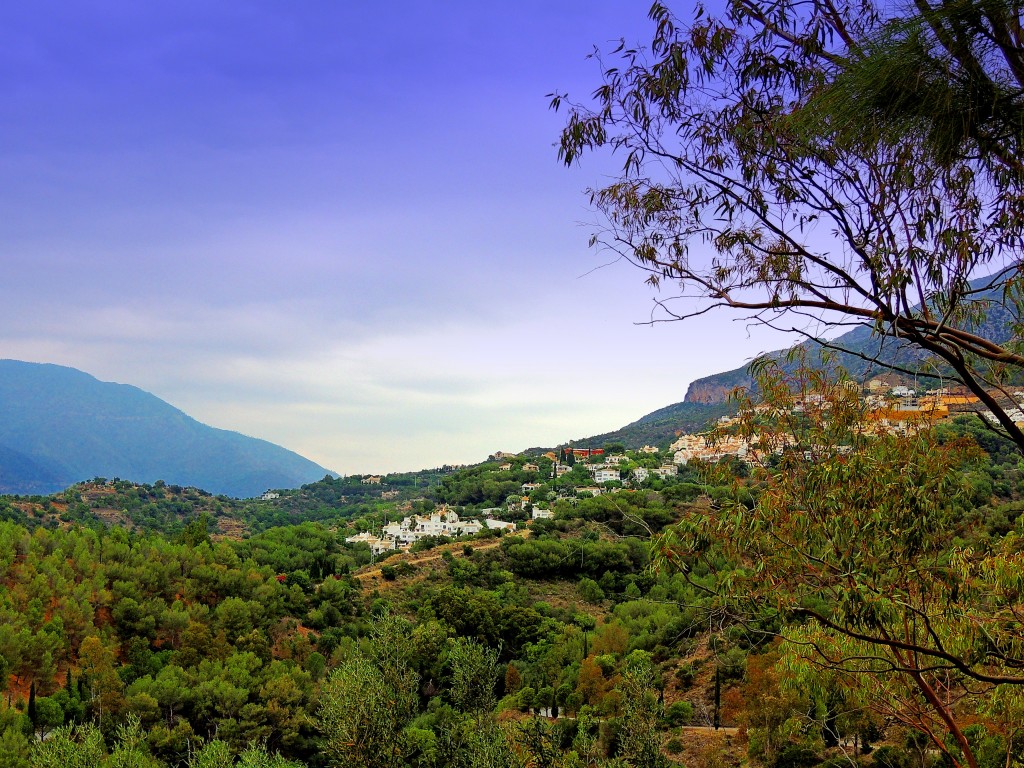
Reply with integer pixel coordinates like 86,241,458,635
663,701,694,727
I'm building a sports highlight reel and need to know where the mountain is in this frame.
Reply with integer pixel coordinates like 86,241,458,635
567,401,733,450
0,360,333,497
572,280,1019,445
685,286,1018,403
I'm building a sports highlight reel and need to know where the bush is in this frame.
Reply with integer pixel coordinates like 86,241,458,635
871,745,911,768
663,701,694,727
674,664,697,688
772,745,820,768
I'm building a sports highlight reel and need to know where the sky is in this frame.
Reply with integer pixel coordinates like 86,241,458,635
0,1,794,475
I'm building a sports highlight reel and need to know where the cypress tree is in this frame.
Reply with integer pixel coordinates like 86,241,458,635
27,681,36,729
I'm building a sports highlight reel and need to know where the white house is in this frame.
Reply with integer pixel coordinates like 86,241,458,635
482,518,516,532
532,509,554,520
632,467,649,482
345,531,397,555
593,468,621,484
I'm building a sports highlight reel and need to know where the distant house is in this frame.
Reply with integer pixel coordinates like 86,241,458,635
654,465,678,478
640,445,659,454
361,475,383,485
381,490,400,500
593,468,620,484
493,451,516,460
522,482,543,493
554,464,572,477
498,463,513,471
866,375,899,392
542,451,558,462
532,508,554,520
345,531,397,555
260,491,280,501
522,463,540,472
577,486,604,497
604,455,625,464
632,467,650,482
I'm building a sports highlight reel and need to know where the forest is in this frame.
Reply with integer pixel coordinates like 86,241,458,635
0,374,1023,768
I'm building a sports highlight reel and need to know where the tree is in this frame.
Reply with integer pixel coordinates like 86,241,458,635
78,636,124,728
616,654,669,768
317,615,418,768
656,360,1024,768
445,638,500,717
554,0,1024,450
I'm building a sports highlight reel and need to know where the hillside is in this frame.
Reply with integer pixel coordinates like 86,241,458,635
0,359,332,497
684,282,1018,403
565,400,734,450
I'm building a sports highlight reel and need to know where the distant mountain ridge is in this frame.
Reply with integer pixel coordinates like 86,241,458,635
0,360,332,497
571,280,1018,447
685,285,1018,403
555,401,733,452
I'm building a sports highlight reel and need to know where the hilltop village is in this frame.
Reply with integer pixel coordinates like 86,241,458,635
335,375,1010,557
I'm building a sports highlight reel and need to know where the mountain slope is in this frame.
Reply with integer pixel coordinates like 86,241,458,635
686,287,1018,403
0,360,332,497
563,401,733,450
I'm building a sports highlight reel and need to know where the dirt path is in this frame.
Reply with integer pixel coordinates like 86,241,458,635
677,725,740,735
354,537,508,582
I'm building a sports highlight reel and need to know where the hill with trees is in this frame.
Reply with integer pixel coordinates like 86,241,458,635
1,397,1022,768
564,401,734,451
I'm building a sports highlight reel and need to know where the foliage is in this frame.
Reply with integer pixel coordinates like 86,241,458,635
656,359,1024,768
318,615,419,768
554,0,1024,449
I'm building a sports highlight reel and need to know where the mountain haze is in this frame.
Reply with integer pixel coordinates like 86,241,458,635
0,360,332,497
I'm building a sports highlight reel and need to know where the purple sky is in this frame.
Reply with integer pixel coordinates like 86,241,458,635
0,1,793,474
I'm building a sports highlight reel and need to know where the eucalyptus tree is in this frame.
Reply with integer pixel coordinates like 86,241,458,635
554,0,1024,447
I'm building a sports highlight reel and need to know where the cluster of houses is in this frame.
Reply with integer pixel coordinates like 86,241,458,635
345,506,516,555
667,377,1024,466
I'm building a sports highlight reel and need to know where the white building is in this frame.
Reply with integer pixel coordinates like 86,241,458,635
368,509,515,550
593,468,621,484
482,518,516,532
345,531,397,555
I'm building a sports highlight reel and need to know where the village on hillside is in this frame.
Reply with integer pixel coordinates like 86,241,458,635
334,375,1014,556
